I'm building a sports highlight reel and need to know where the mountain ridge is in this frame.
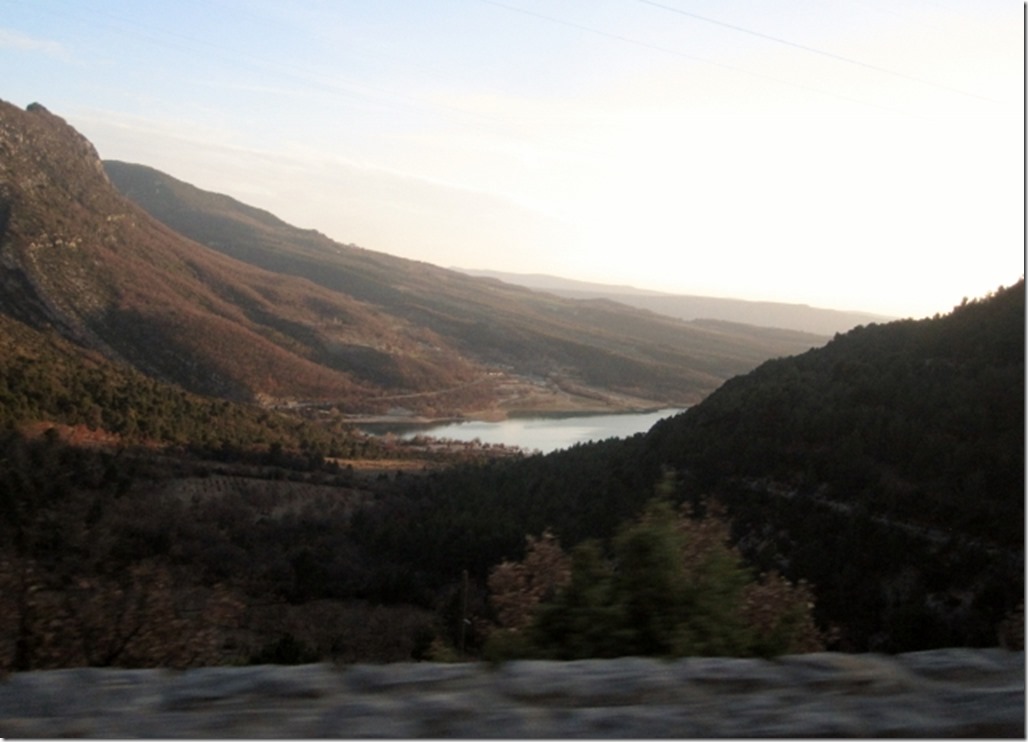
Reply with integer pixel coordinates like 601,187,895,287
0,101,499,408
100,156,828,413
1,99,829,420
458,268,893,336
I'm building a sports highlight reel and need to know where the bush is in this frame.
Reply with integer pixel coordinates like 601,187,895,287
484,498,824,660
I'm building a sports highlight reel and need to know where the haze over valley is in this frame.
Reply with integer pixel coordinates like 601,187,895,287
458,269,895,336
2,1,1020,319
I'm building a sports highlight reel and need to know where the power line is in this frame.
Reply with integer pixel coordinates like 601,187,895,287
477,0,899,112
635,0,996,103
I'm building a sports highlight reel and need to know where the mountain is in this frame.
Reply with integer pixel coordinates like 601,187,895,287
353,281,1024,652
636,280,1025,649
0,98,1019,665
458,269,893,335
101,157,827,413
0,280,1018,670
0,100,826,417
0,101,474,410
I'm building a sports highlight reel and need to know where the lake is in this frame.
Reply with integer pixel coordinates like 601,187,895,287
370,408,685,454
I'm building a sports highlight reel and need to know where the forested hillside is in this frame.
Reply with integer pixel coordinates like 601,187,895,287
0,313,385,459
0,98,834,669
3,283,1018,670
358,281,1024,653
639,280,1025,650
0,96,1020,668
644,282,1024,544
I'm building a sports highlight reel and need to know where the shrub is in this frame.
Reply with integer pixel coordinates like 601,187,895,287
484,498,825,661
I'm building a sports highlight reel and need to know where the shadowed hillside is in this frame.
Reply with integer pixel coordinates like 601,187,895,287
636,281,1025,650
359,281,1024,653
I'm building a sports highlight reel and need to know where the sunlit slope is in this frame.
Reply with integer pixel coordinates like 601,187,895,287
0,97,827,415
0,100,477,408
105,160,826,405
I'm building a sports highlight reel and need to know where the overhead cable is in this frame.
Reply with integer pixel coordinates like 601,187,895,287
478,0,899,112
635,0,996,103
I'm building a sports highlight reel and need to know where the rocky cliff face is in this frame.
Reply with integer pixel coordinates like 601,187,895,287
0,100,465,405
0,102,125,346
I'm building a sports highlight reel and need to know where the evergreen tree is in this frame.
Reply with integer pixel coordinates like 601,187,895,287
485,497,824,660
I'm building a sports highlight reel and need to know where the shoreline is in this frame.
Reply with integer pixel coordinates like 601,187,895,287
345,404,679,430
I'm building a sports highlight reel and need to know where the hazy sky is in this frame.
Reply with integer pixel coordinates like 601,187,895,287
2,1,1023,317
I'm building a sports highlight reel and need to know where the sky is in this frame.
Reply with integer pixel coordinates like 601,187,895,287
1,0,1023,318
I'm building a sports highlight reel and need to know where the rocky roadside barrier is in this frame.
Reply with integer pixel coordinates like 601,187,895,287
0,649,1023,738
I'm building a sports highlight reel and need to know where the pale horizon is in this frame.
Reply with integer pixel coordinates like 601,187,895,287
2,1,1022,318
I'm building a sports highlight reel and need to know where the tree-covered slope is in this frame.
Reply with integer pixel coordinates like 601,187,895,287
644,280,1024,546
635,281,1025,650
364,282,1023,652
0,312,378,457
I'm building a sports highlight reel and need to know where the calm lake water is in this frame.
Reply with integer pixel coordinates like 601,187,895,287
372,408,685,454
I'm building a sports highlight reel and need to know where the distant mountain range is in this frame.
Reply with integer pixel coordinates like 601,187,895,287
458,270,893,336
0,99,826,420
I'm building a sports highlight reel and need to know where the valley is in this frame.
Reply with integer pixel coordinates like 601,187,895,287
100,156,828,416
0,98,1021,672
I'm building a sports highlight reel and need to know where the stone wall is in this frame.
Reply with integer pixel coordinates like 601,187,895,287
0,648,1022,738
